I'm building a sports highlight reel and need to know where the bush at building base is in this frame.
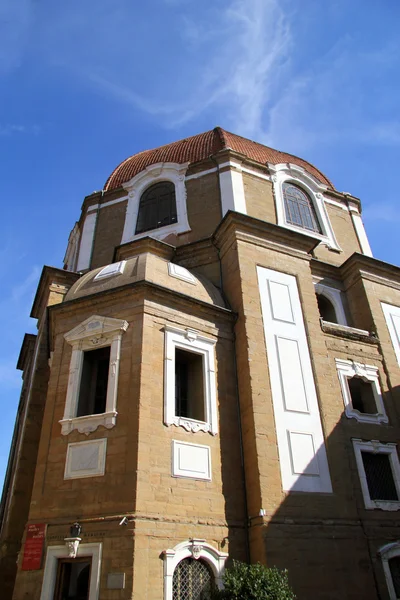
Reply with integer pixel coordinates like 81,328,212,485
213,560,296,600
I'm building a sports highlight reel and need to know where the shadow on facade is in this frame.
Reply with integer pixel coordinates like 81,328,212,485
218,390,400,600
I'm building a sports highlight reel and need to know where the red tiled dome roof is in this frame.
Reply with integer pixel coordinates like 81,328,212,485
104,127,334,191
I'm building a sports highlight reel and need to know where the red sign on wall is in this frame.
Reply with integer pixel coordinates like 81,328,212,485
21,523,46,570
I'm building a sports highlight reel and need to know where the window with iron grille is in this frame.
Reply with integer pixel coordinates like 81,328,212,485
173,558,214,600
361,452,398,501
135,181,177,234
283,183,322,233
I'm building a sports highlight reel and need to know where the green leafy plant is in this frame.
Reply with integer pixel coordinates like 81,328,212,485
212,560,296,600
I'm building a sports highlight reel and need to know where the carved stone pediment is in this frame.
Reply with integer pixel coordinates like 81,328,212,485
64,315,128,344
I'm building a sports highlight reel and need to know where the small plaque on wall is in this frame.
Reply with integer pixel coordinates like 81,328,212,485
107,572,126,589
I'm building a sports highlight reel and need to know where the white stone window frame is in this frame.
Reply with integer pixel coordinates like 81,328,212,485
269,163,341,251
60,315,129,435
336,359,388,424
162,539,228,600
379,541,400,600
121,162,191,244
314,282,347,326
352,439,400,511
164,326,218,435
40,542,102,600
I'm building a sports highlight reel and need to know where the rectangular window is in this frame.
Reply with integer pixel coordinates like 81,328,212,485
389,557,400,598
77,347,110,417
348,377,377,414
335,359,387,424
353,439,400,510
361,452,398,501
175,349,205,421
164,326,217,435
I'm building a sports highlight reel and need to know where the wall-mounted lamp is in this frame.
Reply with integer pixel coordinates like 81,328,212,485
64,522,82,558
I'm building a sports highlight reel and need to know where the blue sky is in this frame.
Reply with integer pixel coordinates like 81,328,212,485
1,0,399,488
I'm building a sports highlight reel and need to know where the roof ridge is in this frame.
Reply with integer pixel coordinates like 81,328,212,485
213,127,229,150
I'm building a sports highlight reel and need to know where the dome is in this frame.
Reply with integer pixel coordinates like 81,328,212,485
65,254,227,309
104,127,334,192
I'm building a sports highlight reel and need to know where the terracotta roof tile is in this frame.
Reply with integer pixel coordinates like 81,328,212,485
104,127,333,191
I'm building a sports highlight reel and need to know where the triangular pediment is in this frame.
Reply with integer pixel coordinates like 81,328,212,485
64,315,129,343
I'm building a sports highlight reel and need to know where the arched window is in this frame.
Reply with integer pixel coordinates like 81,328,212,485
379,542,400,599
163,540,227,600
135,181,177,235
173,558,214,600
282,183,322,233
316,293,338,323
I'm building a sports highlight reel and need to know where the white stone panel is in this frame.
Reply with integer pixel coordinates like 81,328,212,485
276,337,309,413
288,431,319,476
64,439,107,479
268,280,295,323
257,266,332,493
94,261,126,280
172,440,211,480
382,302,400,366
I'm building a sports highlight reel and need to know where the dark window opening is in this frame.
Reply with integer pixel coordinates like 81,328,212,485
283,182,322,233
54,557,91,600
77,346,110,417
173,558,214,600
389,556,400,598
135,181,177,235
175,349,205,421
316,294,338,323
348,377,377,414
361,451,398,501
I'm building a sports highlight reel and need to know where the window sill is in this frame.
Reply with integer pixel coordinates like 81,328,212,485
168,416,214,435
129,222,191,244
366,499,400,511
345,407,388,424
321,320,379,344
283,221,341,252
60,411,117,435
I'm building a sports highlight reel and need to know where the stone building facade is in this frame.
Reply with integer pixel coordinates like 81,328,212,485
1,127,400,599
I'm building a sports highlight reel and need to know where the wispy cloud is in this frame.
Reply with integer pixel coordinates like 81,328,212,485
0,0,34,73
2,0,400,152
0,124,41,136
363,201,400,225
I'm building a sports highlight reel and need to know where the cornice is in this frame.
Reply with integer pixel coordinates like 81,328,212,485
310,258,341,281
174,238,219,269
16,333,37,371
114,236,176,262
213,210,320,260
340,252,400,289
48,280,234,340
30,266,80,320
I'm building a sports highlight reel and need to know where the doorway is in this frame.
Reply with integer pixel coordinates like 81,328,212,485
53,557,92,600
